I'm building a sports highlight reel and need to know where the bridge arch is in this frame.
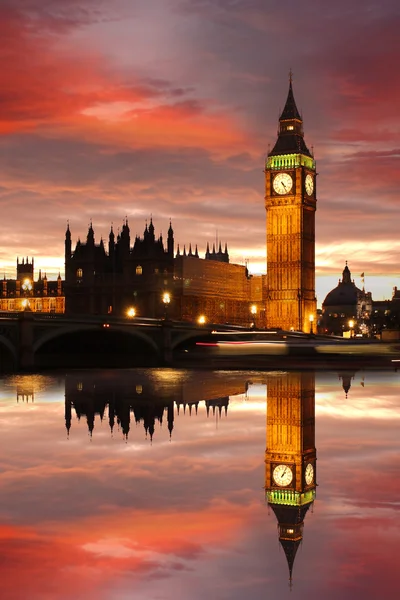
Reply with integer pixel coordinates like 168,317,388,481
34,324,161,368
0,334,18,368
34,324,160,355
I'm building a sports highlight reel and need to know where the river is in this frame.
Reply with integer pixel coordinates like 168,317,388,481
0,367,398,599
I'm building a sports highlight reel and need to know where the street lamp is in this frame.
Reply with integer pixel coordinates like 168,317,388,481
126,307,136,318
162,292,171,320
349,319,354,338
198,315,206,325
309,313,314,335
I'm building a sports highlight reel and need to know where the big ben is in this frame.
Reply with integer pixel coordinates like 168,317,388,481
265,74,317,331
265,372,316,583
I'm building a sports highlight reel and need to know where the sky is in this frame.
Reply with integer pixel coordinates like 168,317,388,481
0,0,399,305
0,369,399,599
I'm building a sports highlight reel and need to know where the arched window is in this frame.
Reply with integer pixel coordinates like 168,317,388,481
76,268,83,279
136,265,143,275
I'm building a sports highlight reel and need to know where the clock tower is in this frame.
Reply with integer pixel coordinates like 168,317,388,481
265,372,316,583
265,74,317,331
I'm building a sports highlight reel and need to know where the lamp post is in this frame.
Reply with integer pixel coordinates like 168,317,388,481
198,315,206,325
309,313,314,335
349,319,354,338
162,292,171,320
126,307,136,318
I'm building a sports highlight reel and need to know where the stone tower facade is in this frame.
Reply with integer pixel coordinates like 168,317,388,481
265,76,317,331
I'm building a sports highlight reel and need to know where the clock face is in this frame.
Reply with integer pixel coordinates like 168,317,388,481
273,172,293,195
305,463,314,485
305,174,314,196
273,464,293,487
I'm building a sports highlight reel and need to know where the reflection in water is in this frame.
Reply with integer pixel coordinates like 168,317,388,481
265,372,316,586
64,371,244,440
2,368,399,599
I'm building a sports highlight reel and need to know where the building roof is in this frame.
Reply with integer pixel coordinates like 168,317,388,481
280,79,302,121
323,264,363,307
268,78,312,158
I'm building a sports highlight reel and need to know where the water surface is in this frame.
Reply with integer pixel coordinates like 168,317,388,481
0,368,398,599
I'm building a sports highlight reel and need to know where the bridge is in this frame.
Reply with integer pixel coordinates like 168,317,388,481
0,312,217,371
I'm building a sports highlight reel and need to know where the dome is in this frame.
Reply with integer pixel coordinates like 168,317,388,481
323,264,362,307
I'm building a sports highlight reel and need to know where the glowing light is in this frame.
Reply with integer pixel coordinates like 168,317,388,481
22,278,32,292
198,315,206,325
126,307,136,318
250,305,257,315
162,292,171,305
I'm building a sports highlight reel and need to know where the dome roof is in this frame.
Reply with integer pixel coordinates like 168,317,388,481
323,264,362,307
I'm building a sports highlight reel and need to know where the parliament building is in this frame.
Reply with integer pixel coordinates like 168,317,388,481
1,77,327,329
64,218,265,325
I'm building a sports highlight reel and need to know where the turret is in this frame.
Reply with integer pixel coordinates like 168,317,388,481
148,217,155,241
109,225,115,263
167,220,174,257
119,218,131,258
87,221,95,247
65,223,72,260
224,242,229,262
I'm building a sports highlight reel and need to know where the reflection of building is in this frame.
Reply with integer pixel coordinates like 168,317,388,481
321,263,372,335
64,371,245,441
65,219,264,325
265,76,317,332
0,258,64,313
338,371,356,398
265,372,316,584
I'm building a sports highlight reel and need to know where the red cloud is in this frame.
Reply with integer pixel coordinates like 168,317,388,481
0,4,250,154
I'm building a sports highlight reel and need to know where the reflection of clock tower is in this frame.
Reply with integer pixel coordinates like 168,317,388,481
265,74,317,331
265,372,316,583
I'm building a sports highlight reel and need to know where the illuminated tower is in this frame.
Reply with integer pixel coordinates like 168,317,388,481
265,74,317,331
265,372,316,584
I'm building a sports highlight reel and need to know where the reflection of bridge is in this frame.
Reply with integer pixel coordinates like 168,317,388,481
0,312,214,370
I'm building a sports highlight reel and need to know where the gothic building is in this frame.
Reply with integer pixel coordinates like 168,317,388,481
65,218,264,325
0,257,64,313
265,76,317,332
65,218,174,316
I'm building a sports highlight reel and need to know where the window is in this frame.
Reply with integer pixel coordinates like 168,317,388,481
76,268,83,279
136,265,143,275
